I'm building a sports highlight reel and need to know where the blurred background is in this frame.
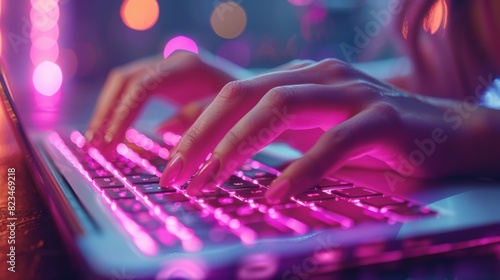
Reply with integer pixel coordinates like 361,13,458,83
0,0,424,127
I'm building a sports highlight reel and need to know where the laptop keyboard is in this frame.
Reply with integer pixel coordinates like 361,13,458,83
48,128,437,255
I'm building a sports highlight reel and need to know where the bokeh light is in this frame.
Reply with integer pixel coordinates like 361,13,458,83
30,45,59,65
33,61,63,96
210,2,247,39
163,36,198,58
121,0,159,31
300,6,328,41
32,35,57,51
288,0,315,6
30,5,59,32
423,0,448,34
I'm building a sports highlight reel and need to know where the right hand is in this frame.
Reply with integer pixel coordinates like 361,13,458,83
85,51,240,151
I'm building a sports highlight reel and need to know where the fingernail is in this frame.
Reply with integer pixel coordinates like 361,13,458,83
266,178,291,202
160,153,184,187
85,131,94,142
104,133,113,143
187,156,221,196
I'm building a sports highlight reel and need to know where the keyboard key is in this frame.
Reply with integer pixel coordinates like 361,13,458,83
359,196,407,210
148,192,189,204
126,174,160,184
243,220,293,239
331,187,382,198
129,212,162,230
151,228,179,248
105,188,135,200
225,206,264,224
149,158,168,170
192,187,230,199
274,207,334,233
202,197,246,210
254,177,275,187
87,168,112,178
233,188,266,200
113,160,136,170
94,177,124,188
121,167,152,176
294,190,336,202
316,178,353,189
137,184,176,194
163,201,203,214
222,180,260,190
176,213,214,231
315,200,385,227
385,205,437,221
206,226,241,244
81,159,101,170
250,197,297,210
163,202,215,233
117,199,148,213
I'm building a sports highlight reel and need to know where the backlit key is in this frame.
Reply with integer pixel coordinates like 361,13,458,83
148,192,189,204
137,184,176,194
359,196,407,211
117,199,148,213
294,190,336,202
315,200,385,227
234,188,266,200
105,188,135,200
94,177,124,188
126,174,161,184
385,205,437,222
332,187,382,198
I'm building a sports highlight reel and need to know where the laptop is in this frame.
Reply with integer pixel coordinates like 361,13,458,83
2,61,500,280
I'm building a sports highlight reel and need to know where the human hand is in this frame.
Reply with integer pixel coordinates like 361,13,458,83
85,51,240,151
159,58,496,201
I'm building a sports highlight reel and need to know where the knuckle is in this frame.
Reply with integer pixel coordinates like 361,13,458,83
353,80,378,94
315,58,355,82
218,80,250,102
170,50,200,61
223,130,243,150
370,101,402,126
180,125,204,152
289,59,315,68
262,86,294,108
316,58,346,70
350,81,383,104
324,127,351,147
182,52,203,67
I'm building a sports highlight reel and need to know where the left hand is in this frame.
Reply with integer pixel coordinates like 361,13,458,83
158,58,485,201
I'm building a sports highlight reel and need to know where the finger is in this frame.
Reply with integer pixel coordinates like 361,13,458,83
160,62,342,188
186,83,364,194
265,105,398,201
86,57,158,147
89,51,231,150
